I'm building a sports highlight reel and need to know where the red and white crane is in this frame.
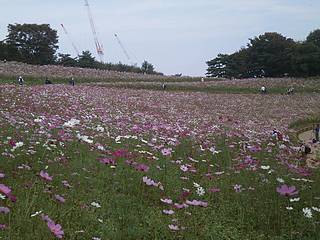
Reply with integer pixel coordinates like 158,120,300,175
84,0,104,62
60,24,80,56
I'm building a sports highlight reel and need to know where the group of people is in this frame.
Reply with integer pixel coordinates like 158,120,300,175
16,76,75,86
260,86,295,94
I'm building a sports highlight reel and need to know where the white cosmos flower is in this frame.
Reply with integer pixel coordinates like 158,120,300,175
31,210,42,217
96,126,105,132
196,187,205,196
303,208,313,218
290,198,300,202
77,134,93,144
97,146,105,151
193,182,200,188
91,202,101,208
277,178,285,183
312,207,320,212
286,207,293,211
209,147,221,155
63,119,80,128
261,165,270,170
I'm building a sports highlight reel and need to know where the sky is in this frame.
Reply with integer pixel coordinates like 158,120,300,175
0,0,319,76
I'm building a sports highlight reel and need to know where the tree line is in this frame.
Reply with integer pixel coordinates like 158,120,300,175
0,23,160,75
206,30,320,78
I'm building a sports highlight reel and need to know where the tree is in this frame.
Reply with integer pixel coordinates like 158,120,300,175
0,41,8,60
77,50,96,68
306,29,320,48
291,42,320,77
57,53,78,67
206,54,231,78
5,23,59,65
247,32,295,77
141,61,154,74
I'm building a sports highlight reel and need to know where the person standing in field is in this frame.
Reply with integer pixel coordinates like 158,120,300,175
315,124,320,142
260,86,266,94
18,76,24,86
69,77,75,86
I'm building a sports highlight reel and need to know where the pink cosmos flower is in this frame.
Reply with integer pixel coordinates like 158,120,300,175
160,198,173,205
174,203,189,209
168,224,180,231
276,185,299,196
113,149,128,158
0,207,10,214
0,184,11,195
0,224,7,230
54,195,66,203
186,200,208,207
180,165,188,172
40,171,53,181
47,221,64,239
62,180,72,188
142,176,158,187
135,164,150,172
0,173,5,178
98,158,115,165
161,148,172,156
41,214,64,239
0,184,16,202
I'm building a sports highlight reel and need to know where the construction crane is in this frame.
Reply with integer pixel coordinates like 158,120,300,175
84,0,104,62
114,33,138,66
114,33,131,62
60,24,80,56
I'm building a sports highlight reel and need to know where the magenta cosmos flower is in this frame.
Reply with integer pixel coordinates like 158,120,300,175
0,184,16,202
135,164,150,172
276,184,299,196
40,171,53,181
47,221,64,239
54,195,66,203
41,214,64,239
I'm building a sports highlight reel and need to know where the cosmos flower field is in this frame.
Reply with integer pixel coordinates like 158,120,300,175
0,84,320,239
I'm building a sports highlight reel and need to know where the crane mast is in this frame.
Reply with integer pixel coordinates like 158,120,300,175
84,0,104,62
114,33,131,62
60,24,80,56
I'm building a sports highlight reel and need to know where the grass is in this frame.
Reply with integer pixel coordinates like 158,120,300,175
90,82,320,95
1,75,320,95
0,123,319,239
289,116,320,131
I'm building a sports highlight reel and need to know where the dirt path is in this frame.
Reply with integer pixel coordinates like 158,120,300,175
298,130,320,168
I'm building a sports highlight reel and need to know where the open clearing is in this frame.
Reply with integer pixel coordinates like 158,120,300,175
0,84,320,239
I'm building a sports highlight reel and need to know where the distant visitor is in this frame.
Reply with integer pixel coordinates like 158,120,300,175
286,87,294,95
18,76,24,86
45,77,52,84
260,86,267,94
69,77,75,86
